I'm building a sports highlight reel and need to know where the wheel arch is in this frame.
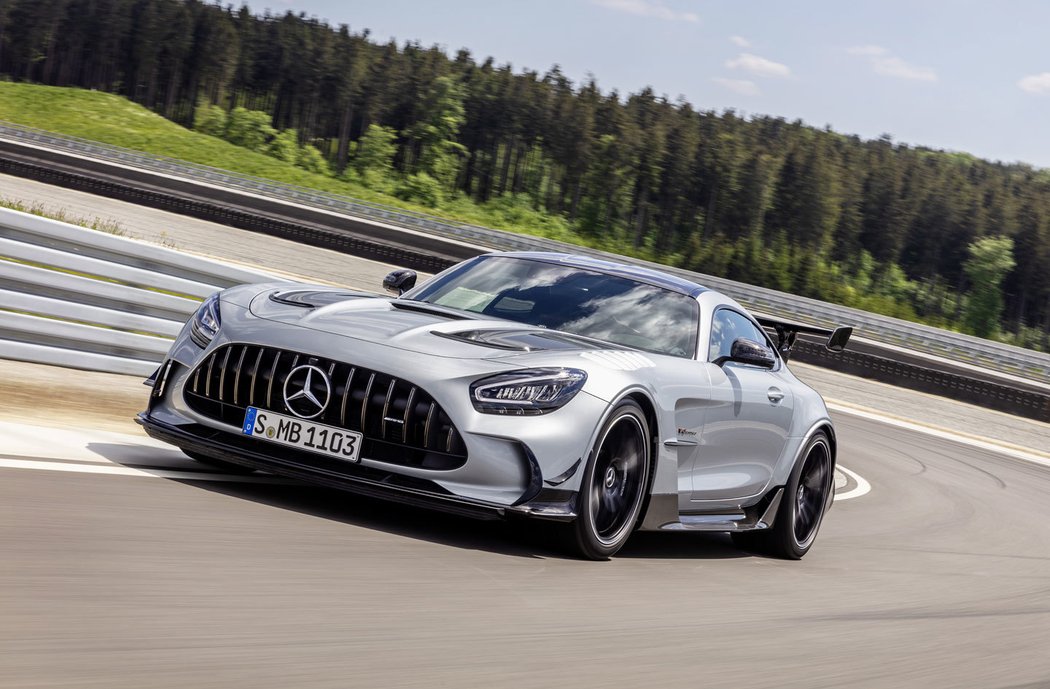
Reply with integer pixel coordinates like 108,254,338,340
793,418,837,470
622,390,659,447
770,418,837,509
817,421,837,468
802,420,837,515
619,389,660,529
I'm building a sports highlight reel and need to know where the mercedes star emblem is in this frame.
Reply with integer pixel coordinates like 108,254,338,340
283,364,332,419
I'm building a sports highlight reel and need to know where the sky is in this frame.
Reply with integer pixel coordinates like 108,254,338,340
261,0,1050,168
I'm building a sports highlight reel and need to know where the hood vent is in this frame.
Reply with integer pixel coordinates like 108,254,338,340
431,329,619,352
268,289,373,308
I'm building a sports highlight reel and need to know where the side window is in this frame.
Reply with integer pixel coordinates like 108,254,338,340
709,309,775,363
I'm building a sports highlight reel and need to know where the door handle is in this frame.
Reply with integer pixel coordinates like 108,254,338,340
767,387,784,403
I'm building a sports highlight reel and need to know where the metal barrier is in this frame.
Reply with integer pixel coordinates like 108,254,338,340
2,120,1048,386
792,340,1050,422
0,207,287,376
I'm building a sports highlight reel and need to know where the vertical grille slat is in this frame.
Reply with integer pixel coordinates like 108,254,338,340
402,387,417,444
280,354,301,414
248,348,264,406
380,379,397,439
360,373,376,433
322,362,339,426
217,347,233,403
204,351,217,398
183,345,467,468
340,367,357,427
232,346,248,406
423,402,436,450
266,351,282,409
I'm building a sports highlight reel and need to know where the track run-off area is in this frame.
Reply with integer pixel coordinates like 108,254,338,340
1,175,1050,688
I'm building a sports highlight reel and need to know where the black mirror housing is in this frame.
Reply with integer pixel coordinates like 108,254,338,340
717,337,776,369
383,269,417,296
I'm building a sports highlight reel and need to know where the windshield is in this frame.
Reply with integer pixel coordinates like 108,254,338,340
409,256,699,357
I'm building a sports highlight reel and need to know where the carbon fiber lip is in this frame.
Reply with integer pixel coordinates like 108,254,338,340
137,413,577,522
136,413,506,521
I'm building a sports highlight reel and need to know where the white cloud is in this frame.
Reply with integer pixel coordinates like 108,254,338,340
729,35,750,48
713,78,760,96
849,45,937,82
872,56,937,81
725,53,791,78
591,0,699,22
847,45,887,57
1018,72,1050,94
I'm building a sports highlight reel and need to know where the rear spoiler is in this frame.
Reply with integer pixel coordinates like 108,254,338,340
755,316,852,361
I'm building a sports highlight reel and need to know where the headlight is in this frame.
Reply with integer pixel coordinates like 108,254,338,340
470,368,587,415
189,293,221,348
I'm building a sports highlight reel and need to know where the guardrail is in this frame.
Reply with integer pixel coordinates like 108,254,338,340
2,120,1047,387
0,207,287,376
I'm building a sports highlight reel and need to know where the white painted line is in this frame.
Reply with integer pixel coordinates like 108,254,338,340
826,401,1050,469
0,457,289,483
834,465,871,502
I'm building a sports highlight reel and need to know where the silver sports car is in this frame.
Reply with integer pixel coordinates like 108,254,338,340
139,252,851,560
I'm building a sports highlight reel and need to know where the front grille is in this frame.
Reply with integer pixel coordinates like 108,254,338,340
183,344,467,470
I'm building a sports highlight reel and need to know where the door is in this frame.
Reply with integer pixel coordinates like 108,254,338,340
690,308,794,503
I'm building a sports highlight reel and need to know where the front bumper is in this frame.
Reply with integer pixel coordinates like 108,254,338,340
137,412,578,522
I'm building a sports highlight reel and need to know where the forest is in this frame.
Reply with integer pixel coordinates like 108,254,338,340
0,0,1048,350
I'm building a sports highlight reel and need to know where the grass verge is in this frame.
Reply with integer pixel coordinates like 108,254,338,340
0,82,580,245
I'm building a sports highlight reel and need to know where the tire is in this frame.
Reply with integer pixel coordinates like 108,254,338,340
182,449,257,475
732,431,832,560
562,399,651,560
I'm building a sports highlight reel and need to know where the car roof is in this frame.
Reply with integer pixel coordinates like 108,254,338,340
486,252,709,298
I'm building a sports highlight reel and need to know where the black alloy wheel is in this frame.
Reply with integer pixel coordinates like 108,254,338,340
565,399,651,560
732,431,832,560
793,436,831,549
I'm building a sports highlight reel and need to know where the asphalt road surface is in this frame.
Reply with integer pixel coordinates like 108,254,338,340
1,403,1048,689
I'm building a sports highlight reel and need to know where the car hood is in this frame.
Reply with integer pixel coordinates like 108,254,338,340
247,286,628,360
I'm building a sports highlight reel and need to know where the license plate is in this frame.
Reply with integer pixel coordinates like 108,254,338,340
242,407,362,463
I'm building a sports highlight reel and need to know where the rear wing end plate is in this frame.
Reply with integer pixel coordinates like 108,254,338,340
755,315,853,361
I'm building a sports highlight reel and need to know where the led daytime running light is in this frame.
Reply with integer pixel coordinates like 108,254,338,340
190,293,222,348
471,368,587,414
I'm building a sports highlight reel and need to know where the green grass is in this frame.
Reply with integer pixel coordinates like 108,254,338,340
0,195,127,236
0,82,579,244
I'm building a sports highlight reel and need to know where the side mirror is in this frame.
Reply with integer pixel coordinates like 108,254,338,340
383,269,417,296
716,338,776,369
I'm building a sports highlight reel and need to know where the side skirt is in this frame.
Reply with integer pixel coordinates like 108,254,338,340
654,487,784,532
